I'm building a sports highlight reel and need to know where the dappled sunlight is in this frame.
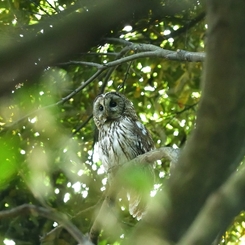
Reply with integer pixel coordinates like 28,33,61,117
3,239,15,245
2,0,239,244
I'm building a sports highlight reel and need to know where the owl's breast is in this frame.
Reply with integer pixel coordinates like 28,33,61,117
97,117,144,171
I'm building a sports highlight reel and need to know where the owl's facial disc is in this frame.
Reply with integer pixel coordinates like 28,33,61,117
93,92,125,126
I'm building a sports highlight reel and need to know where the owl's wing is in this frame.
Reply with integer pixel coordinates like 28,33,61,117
133,120,155,153
125,119,155,220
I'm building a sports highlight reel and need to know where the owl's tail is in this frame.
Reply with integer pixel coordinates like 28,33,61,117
125,164,154,220
127,191,146,220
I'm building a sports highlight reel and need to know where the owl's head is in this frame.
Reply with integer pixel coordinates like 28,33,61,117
93,92,137,128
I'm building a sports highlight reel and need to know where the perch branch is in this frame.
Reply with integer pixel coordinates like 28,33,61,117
106,146,180,175
126,147,180,166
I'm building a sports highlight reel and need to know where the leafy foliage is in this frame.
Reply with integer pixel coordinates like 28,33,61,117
0,1,244,245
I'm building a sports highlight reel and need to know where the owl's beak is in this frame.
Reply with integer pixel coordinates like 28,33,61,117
98,114,108,124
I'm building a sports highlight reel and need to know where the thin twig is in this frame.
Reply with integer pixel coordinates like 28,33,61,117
1,69,104,133
122,60,133,87
164,12,206,39
0,101,61,134
103,38,132,46
45,0,60,13
79,52,119,56
72,114,93,136
61,69,105,102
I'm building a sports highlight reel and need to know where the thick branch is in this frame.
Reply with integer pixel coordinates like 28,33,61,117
160,0,245,242
127,1,245,244
0,0,159,97
177,165,245,245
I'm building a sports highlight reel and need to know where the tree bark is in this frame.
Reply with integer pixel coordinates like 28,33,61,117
0,0,151,96
0,0,195,97
128,0,245,244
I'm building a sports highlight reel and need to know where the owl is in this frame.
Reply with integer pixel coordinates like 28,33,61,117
93,91,155,219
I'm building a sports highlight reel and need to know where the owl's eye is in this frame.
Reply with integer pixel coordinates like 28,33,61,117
110,100,117,107
99,105,103,111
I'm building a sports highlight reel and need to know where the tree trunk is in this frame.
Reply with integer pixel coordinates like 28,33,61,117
128,1,245,244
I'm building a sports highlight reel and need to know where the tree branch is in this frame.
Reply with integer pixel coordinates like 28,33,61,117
64,46,205,69
0,204,92,245
1,37,204,134
107,147,180,174
0,0,161,97
177,165,245,245
0,68,102,133
126,0,245,244
163,11,206,39
130,147,180,165
160,0,245,241
72,114,93,136
41,204,98,244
